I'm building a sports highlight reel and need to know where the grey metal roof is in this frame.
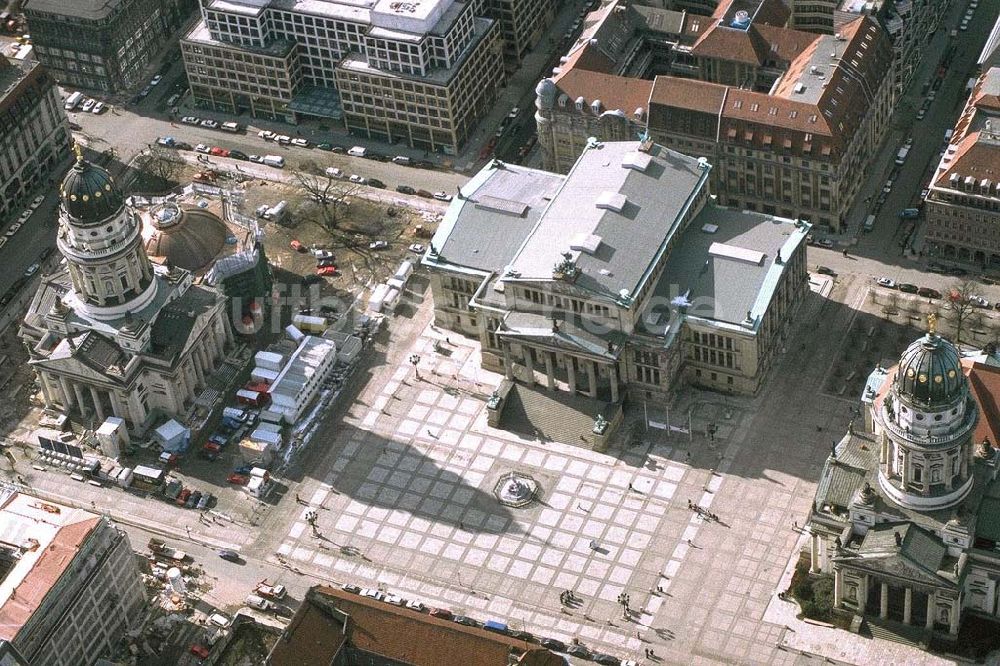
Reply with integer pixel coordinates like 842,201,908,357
436,163,564,274
24,0,121,20
653,206,804,326
507,141,709,299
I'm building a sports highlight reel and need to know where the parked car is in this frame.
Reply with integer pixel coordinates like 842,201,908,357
405,600,425,612
301,274,324,286
342,583,362,594
92,102,105,114
316,265,338,276
137,86,152,99
190,644,210,659
360,588,385,601
185,490,202,509
249,154,265,163
540,638,566,651
256,582,287,599
815,266,835,276
349,174,366,184
383,594,405,606
408,243,425,254
970,295,990,308
218,549,241,562
876,277,896,289
200,119,220,129
196,493,212,510
258,130,275,140
291,138,309,147
428,608,453,619
181,116,200,125
917,287,942,299
369,240,388,250
228,473,249,485
452,616,478,627
368,178,386,189
898,208,920,219
317,143,333,151
899,283,918,294
274,134,291,144
317,258,337,268
209,146,229,157
290,239,305,252
816,238,834,249
566,644,590,658
195,143,211,154
229,150,249,161
81,98,96,112
23,262,39,277
30,195,44,209
433,191,453,201
396,185,416,195
175,488,192,506
508,106,520,119
150,74,163,86
883,179,893,193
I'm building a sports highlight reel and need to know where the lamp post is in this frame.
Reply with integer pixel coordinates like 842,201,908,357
410,354,421,380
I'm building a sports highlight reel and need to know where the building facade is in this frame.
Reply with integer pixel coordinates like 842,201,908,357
806,326,1000,639
0,57,70,222
19,150,232,431
924,68,1000,268
425,139,810,405
483,0,555,67
0,488,146,666
23,0,195,93
535,0,894,231
181,0,505,154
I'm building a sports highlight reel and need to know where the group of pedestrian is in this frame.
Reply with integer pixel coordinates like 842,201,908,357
644,647,656,659
686,498,719,522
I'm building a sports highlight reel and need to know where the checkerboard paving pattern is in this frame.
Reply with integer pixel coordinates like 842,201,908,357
277,324,709,655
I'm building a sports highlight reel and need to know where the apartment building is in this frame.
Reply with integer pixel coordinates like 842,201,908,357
182,0,505,154
924,68,1000,268
536,0,894,231
0,488,146,666
482,0,556,67
23,0,195,93
0,57,70,222
425,139,810,403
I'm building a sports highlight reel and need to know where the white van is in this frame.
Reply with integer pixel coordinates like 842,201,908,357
64,91,83,110
391,155,411,165
263,155,285,168
221,121,241,133
263,200,287,221
348,146,366,157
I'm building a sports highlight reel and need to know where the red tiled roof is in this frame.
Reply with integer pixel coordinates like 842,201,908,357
649,76,728,115
555,68,653,118
933,131,1000,190
0,517,99,642
756,24,819,63
963,359,1000,449
269,586,558,666
690,22,772,64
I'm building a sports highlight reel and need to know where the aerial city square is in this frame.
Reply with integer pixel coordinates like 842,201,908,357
0,0,998,664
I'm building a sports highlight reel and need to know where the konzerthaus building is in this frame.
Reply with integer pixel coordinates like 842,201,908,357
424,138,810,404
181,0,505,155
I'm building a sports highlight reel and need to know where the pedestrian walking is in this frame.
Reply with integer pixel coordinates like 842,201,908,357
645,648,650,658
793,520,798,530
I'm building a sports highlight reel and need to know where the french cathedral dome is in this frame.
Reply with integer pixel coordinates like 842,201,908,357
894,331,964,406
60,153,125,224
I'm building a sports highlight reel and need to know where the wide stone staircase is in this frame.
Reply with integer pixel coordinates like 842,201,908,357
499,384,609,449
863,617,928,649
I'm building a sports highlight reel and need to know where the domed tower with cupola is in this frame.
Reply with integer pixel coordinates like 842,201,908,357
57,146,157,321
873,315,977,511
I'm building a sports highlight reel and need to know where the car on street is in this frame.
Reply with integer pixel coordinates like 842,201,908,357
815,266,835,276
433,191,453,201
341,583,361,594
917,287,942,299
540,638,566,651
592,654,620,666
970,295,990,308
317,143,333,151
200,119,220,129
396,185,416,195
30,195,44,209
209,146,229,157
816,238,834,249
383,594,405,606
274,134,291,144
898,208,920,219
291,138,309,147
349,174,366,184
368,178,386,189
19,209,32,221
408,243,425,254
181,116,200,125
81,98,95,112
185,490,202,509
313,247,334,259
249,154,264,163
876,277,896,289
196,493,212,510
92,102,105,114
190,644,210,659
218,549,241,562
258,130,275,140
882,179,893,193
195,143,211,154
316,265,338,276
920,188,930,199
428,608,453,619
256,582,287,599
360,588,385,601
150,75,163,86
927,263,949,273
405,600,425,612
317,258,336,268
23,262,39,277
898,283,918,294
175,488,191,505
508,106,520,118
369,240,388,250
453,615,478,627
138,86,152,99
290,239,305,252
331,145,346,153
229,150,248,160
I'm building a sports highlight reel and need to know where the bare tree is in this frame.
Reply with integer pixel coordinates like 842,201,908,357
292,167,359,231
945,280,979,344
134,147,185,185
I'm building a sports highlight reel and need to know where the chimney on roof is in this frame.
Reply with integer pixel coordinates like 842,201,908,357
893,531,902,547
776,248,782,264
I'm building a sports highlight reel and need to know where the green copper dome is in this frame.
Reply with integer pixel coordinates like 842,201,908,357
60,153,124,224
895,333,964,406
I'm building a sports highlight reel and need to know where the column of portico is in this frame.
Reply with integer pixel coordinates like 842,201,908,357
199,343,213,375
523,349,534,387
502,346,514,380
37,373,53,407
73,383,89,415
566,356,577,394
880,582,889,619
834,568,843,608
109,391,127,422
191,354,205,389
610,364,619,403
861,574,870,610
544,352,555,391
904,587,913,624
89,386,106,422
59,377,75,409
809,533,820,573
949,601,960,636
586,361,597,398
926,591,936,630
